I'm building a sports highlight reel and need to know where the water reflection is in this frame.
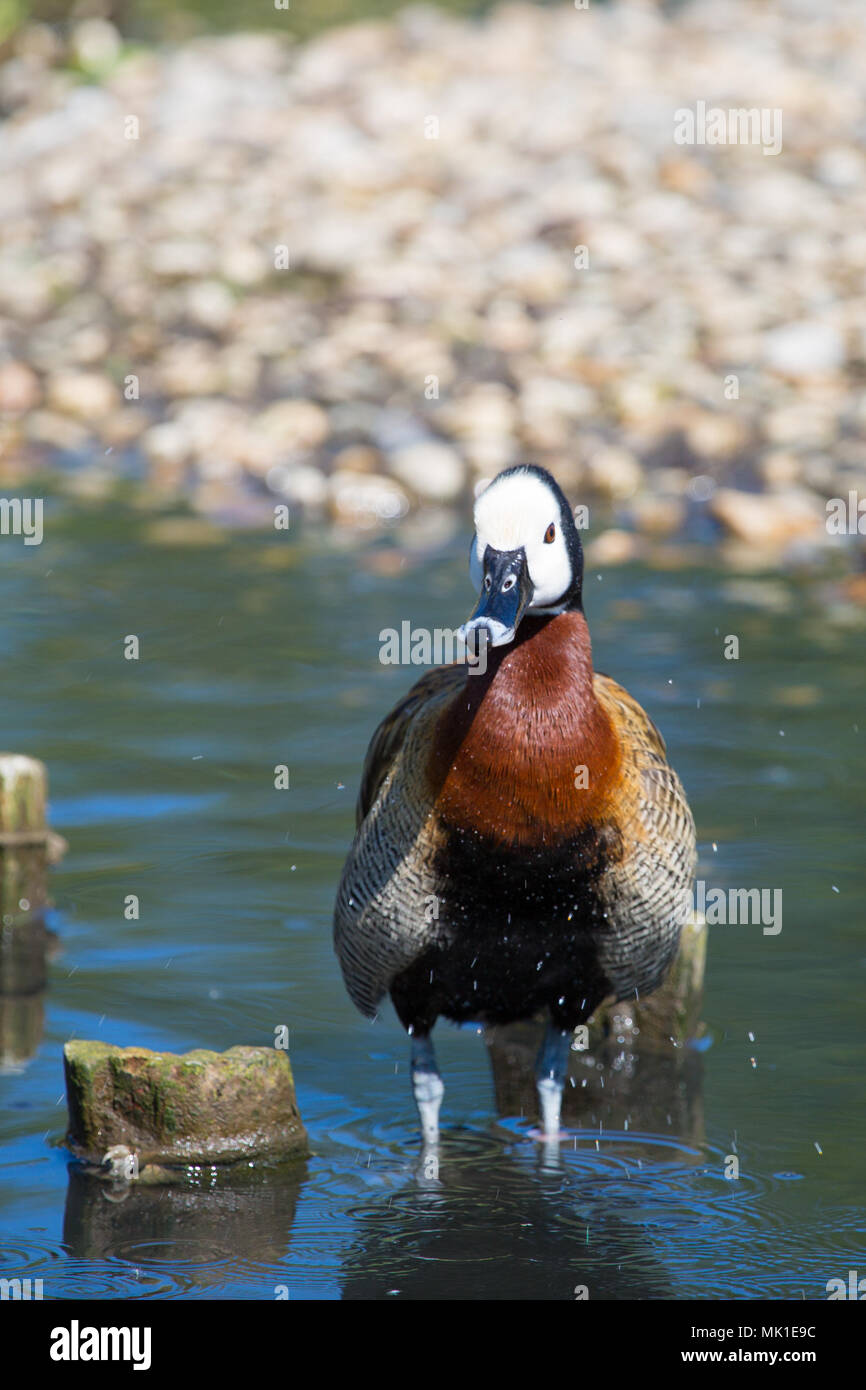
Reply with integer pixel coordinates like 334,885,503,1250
339,1133,679,1300
0,838,63,1073
63,1159,308,1297
338,1026,705,1300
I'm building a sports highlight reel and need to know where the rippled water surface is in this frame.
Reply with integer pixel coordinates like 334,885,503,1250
0,497,864,1299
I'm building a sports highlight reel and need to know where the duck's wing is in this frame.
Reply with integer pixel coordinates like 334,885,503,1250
593,670,694,845
336,662,469,1019
593,672,669,762
593,670,696,966
357,663,467,826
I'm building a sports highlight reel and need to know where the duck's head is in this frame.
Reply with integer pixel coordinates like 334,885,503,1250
459,464,583,649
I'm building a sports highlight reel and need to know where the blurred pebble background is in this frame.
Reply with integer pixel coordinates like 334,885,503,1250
0,0,865,583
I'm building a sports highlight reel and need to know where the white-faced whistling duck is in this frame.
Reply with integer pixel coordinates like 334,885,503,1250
334,464,696,1144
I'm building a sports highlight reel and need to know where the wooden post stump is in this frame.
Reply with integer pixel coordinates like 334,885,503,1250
64,1042,308,1180
0,753,65,1070
587,913,708,1051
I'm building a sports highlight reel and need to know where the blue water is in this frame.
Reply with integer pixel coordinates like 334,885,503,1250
0,500,864,1298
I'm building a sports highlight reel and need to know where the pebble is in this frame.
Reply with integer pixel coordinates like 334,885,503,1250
24,409,90,451
584,446,643,501
763,322,846,377
330,445,383,476
585,529,643,567
46,371,119,422
256,400,330,453
70,19,121,74
631,496,686,538
328,470,410,528
685,412,749,461
268,463,329,515
387,441,466,502
710,488,825,548
141,421,192,470
184,280,236,334
156,342,224,398
0,361,41,413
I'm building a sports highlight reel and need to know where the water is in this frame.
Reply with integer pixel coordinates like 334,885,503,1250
0,495,864,1300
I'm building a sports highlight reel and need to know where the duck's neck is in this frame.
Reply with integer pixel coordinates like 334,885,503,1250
430,611,620,847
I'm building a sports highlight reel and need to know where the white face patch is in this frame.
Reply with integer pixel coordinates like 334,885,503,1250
471,471,573,609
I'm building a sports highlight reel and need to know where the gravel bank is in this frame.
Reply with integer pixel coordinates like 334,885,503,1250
1,1,865,572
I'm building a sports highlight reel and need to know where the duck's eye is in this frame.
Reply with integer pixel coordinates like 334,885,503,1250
544,522,556,544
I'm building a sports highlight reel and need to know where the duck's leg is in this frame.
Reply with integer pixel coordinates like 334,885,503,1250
411,1031,444,1146
534,1022,572,1139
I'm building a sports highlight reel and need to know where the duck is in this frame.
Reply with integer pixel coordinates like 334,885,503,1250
334,464,696,1144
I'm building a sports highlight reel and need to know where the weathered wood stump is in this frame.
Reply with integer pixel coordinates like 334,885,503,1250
595,913,708,1051
64,1042,308,1178
0,753,65,1070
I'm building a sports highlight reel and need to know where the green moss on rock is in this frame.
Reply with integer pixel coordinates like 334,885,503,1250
64,1041,307,1168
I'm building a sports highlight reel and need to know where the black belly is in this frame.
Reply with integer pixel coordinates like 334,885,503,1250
390,920,613,1032
390,825,623,1033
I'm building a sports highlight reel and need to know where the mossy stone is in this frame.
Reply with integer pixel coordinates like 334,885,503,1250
64,1041,307,1168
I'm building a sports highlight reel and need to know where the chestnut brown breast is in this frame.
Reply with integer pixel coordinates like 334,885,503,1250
428,612,622,849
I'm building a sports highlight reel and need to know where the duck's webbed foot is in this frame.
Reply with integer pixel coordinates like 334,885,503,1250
411,1032,444,1147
